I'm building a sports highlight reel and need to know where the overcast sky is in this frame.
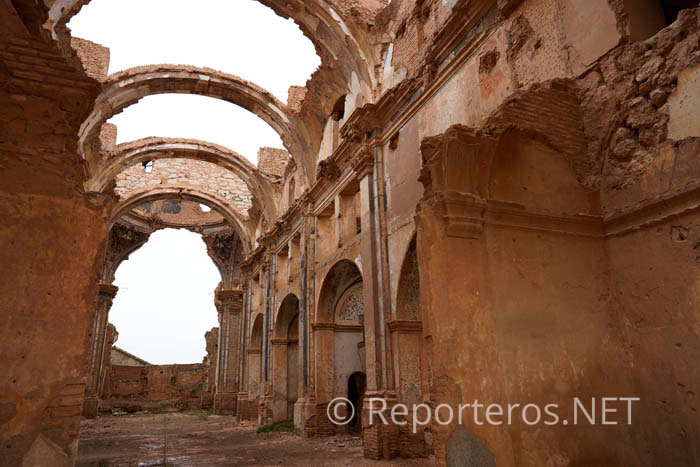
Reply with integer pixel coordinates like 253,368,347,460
69,1,320,364
69,0,320,163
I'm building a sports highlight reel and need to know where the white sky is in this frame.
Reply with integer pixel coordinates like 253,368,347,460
111,229,221,364
69,0,320,163
69,1,320,363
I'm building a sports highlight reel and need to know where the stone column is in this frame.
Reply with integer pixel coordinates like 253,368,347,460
236,284,250,418
213,289,244,414
296,208,317,435
351,141,399,459
82,283,118,418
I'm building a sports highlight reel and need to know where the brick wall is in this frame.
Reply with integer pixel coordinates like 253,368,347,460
103,363,208,411
71,37,110,82
257,147,289,178
287,86,307,113
115,158,253,215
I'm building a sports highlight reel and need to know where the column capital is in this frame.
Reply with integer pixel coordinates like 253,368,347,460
215,289,244,312
98,283,118,298
351,143,375,179
416,190,487,239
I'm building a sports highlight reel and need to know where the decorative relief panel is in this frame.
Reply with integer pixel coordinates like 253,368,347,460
335,282,364,323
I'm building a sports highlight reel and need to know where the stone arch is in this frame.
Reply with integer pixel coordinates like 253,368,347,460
101,221,151,285
52,1,383,182
110,187,253,252
271,294,300,422
316,259,363,324
314,259,365,423
88,137,280,223
78,65,313,183
274,294,300,339
247,313,265,406
49,0,379,107
251,313,264,348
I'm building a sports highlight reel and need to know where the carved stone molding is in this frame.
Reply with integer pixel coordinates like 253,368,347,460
351,144,375,179
386,320,423,333
336,282,364,322
419,191,487,239
98,283,119,300
420,125,498,198
316,158,341,181
216,289,244,313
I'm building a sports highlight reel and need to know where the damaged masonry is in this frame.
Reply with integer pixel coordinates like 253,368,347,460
2,0,700,466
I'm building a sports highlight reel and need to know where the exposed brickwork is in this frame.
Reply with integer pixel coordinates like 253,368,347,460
103,363,207,411
4,2,700,466
115,158,253,216
99,123,117,152
257,147,289,178
287,86,307,113
70,37,109,82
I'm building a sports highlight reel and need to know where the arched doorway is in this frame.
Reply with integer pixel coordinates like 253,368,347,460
315,259,365,434
243,314,264,421
272,294,300,422
347,371,366,433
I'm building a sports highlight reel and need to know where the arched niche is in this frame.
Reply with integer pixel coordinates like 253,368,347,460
271,294,300,422
314,259,366,433
247,313,265,404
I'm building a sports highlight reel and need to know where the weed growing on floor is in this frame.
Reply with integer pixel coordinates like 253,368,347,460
256,422,294,433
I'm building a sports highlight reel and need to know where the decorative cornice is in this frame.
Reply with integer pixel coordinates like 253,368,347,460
316,158,341,181
311,322,363,332
216,289,244,311
387,320,423,333
420,191,488,239
351,143,375,179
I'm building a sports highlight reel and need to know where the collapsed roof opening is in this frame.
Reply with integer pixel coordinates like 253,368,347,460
109,228,220,364
67,0,320,101
107,94,284,164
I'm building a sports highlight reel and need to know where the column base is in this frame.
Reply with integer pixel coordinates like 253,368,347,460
362,392,399,460
213,392,237,415
258,395,273,426
200,393,215,410
294,397,316,436
237,392,257,420
82,394,99,419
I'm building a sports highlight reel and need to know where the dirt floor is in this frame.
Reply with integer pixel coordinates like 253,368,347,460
77,412,431,466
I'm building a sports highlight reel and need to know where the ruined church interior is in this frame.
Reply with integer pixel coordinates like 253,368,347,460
2,0,700,465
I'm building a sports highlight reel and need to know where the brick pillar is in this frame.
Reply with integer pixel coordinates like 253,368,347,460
362,392,400,460
82,283,118,418
214,289,244,414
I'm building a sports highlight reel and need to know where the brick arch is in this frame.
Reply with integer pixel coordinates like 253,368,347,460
110,187,253,252
78,65,314,184
88,137,280,224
